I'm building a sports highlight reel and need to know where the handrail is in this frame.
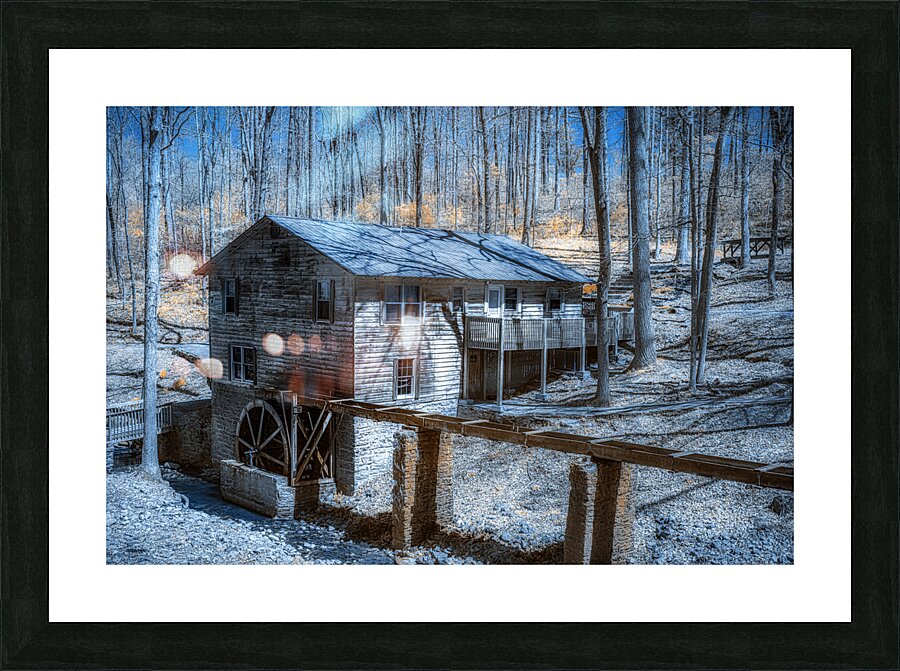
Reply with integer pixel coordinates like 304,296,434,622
106,401,174,444
465,315,618,350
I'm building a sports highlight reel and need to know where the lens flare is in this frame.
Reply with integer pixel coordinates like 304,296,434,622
195,357,224,379
169,253,198,279
287,333,304,356
262,333,284,356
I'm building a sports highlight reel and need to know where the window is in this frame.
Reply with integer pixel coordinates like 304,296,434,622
486,285,502,316
223,278,238,315
503,286,520,313
230,346,256,383
316,279,333,322
394,358,416,399
546,287,563,315
383,284,422,324
451,286,465,313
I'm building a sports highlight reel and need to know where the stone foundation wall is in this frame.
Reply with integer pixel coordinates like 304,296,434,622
210,382,259,467
220,459,335,518
333,397,458,494
158,399,212,474
563,457,635,564
391,428,453,549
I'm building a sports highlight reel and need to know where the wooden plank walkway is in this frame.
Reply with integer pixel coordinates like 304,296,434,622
295,395,793,491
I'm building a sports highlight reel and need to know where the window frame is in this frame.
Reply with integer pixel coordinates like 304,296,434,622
502,285,521,315
382,283,423,325
223,278,238,315
393,357,417,400
230,345,256,384
450,286,466,314
546,287,564,316
315,279,335,323
485,284,503,317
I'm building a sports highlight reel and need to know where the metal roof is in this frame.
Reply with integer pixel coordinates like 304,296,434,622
197,216,591,283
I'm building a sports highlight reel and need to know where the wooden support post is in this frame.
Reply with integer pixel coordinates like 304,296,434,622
391,428,453,550
497,318,505,411
289,394,298,485
462,315,469,401
540,318,548,401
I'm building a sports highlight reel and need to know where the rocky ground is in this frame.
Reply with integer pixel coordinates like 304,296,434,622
106,245,793,565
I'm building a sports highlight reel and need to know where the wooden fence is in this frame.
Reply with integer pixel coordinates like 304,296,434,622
106,401,174,445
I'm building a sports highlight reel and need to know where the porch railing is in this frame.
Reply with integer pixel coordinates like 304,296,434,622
465,316,624,351
106,400,174,445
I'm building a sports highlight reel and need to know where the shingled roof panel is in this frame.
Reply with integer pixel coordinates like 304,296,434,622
199,216,592,284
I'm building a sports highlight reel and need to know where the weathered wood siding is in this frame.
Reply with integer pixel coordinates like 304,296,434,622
352,278,477,403
352,279,583,403
207,221,355,399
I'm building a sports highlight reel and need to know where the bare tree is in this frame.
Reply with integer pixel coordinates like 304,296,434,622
374,107,387,225
694,106,735,385
768,106,792,292
141,106,163,481
579,106,612,406
410,106,427,227
626,106,657,371
477,106,492,232
739,107,751,268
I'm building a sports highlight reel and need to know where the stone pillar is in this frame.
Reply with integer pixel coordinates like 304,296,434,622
591,458,634,564
391,428,453,550
563,460,597,564
563,458,635,564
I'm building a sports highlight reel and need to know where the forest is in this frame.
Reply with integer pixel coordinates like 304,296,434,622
107,105,793,405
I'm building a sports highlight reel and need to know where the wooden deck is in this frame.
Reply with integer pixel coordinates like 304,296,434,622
465,315,621,351
722,235,788,261
106,401,174,445
294,395,793,491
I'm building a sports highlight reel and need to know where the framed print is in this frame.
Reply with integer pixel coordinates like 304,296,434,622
3,1,896,669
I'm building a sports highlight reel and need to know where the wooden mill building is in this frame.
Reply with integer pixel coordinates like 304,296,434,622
196,215,595,502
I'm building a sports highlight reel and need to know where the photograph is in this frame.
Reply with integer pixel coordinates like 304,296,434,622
105,105,794,566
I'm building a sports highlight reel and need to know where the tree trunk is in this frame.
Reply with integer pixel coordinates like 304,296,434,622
477,106,492,233
375,107,387,224
675,129,691,265
141,106,163,481
740,107,751,268
695,106,735,385
521,107,534,245
626,107,657,371
768,107,791,292
579,107,612,407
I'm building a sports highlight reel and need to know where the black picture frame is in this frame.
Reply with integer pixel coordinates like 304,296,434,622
2,2,896,669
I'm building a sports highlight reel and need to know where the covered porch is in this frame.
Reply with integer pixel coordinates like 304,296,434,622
462,315,620,407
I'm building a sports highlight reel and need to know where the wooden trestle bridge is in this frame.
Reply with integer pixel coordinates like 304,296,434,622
289,394,791,563
297,395,793,490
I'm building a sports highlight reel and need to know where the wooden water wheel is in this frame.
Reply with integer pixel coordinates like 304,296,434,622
235,399,289,476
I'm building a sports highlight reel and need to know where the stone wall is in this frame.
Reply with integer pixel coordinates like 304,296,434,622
219,459,335,518
391,428,453,549
158,399,212,474
563,458,635,564
210,381,259,467
220,459,297,517
333,397,458,494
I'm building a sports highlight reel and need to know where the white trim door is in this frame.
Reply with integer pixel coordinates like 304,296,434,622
486,284,503,317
